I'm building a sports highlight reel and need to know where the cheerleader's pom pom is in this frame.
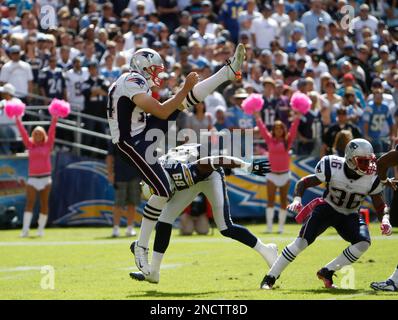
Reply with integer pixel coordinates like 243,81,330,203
4,101,26,118
241,93,264,115
49,98,71,118
290,92,312,115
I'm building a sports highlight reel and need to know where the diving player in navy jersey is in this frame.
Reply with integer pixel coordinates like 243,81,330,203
107,44,246,275
129,144,278,284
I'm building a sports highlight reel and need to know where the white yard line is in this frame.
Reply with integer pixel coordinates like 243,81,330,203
0,235,397,247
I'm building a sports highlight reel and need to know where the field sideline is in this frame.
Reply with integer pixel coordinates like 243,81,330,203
0,223,397,300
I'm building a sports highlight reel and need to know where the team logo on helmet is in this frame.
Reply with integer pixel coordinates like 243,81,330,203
349,142,358,150
141,51,155,60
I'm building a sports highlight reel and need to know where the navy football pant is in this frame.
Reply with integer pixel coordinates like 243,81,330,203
299,202,371,245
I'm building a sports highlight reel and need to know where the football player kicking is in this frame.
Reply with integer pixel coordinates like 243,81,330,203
129,144,278,284
370,144,398,292
260,138,392,290
107,44,246,275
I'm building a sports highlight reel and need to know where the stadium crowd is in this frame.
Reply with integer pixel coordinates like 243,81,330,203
0,0,398,160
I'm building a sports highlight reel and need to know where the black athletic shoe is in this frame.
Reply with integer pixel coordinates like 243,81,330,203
317,268,337,288
260,275,276,290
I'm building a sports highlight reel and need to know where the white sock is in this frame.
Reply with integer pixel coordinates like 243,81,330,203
22,211,33,233
37,214,48,232
253,239,265,254
266,207,274,232
113,225,120,232
126,225,133,232
325,241,369,271
183,67,228,108
278,209,287,233
139,195,167,248
389,266,398,283
268,238,308,278
151,251,164,274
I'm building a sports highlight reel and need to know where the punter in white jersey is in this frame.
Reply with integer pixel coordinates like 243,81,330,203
129,144,278,284
65,57,89,111
260,138,392,290
107,44,246,276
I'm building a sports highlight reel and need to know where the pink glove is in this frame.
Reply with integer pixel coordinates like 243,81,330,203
287,197,303,214
381,217,392,236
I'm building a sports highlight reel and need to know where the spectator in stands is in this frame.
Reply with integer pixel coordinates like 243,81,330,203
0,83,20,154
81,62,109,155
0,45,33,103
332,129,353,157
15,110,58,237
321,106,362,157
65,57,89,112
107,143,140,237
301,0,332,42
250,3,278,50
185,102,213,145
38,56,66,101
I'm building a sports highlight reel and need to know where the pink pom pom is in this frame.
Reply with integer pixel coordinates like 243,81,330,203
241,94,264,115
48,98,71,118
290,92,312,115
4,101,26,118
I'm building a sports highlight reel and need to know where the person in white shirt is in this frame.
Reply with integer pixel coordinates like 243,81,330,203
305,51,329,91
271,0,289,36
65,57,89,112
0,45,33,100
352,4,378,43
128,0,156,16
250,4,278,50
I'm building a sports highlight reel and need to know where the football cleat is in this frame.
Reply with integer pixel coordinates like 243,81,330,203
260,275,276,290
111,228,120,238
317,268,337,289
130,271,160,284
20,230,29,238
37,230,44,237
258,243,278,268
130,240,150,275
370,279,398,292
125,228,137,237
226,43,246,81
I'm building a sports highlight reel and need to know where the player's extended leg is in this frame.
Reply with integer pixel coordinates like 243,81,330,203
261,203,334,289
371,265,398,292
317,213,371,289
202,170,278,268
181,44,246,110
130,185,200,283
117,139,173,275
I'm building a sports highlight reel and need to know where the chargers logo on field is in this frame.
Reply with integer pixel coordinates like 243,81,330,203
127,76,146,88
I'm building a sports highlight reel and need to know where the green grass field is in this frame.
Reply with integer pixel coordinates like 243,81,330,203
0,223,397,300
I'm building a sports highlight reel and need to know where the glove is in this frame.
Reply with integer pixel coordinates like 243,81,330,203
381,216,392,236
250,159,271,176
287,197,303,214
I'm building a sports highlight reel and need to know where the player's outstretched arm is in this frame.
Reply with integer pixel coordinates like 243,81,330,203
287,175,322,213
371,194,392,236
195,156,270,176
377,150,398,190
133,72,199,120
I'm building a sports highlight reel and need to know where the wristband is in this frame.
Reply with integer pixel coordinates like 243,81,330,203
380,178,388,184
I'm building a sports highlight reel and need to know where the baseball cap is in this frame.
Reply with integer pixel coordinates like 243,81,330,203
297,40,307,49
343,73,355,81
233,88,249,99
8,45,20,54
0,83,16,96
380,45,389,53
261,77,276,86
344,86,355,95
215,105,227,113
202,0,212,6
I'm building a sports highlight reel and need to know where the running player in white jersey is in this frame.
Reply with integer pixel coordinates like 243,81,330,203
370,144,398,292
128,144,278,284
260,138,392,289
107,44,246,275
65,57,89,111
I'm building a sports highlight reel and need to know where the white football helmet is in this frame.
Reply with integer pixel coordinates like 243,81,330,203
130,48,165,87
345,138,376,175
